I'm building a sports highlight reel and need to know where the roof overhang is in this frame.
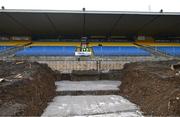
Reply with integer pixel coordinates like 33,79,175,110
0,9,180,36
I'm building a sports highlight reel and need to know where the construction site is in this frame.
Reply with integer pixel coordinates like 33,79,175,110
0,9,180,116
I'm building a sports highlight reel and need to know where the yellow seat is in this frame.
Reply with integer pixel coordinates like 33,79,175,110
88,42,136,47
0,41,31,46
31,42,81,46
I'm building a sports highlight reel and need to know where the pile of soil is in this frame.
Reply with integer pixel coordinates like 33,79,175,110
120,60,180,116
0,61,56,116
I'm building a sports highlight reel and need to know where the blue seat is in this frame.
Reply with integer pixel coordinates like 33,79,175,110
16,46,76,56
92,46,150,56
155,46,180,56
0,46,13,52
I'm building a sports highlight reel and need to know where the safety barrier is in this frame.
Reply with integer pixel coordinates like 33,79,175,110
38,60,127,73
0,55,174,73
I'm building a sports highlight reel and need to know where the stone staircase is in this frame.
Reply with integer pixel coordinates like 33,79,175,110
41,71,142,117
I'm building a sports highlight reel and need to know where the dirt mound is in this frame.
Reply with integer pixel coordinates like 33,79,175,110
0,61,56,116
120,60,180,116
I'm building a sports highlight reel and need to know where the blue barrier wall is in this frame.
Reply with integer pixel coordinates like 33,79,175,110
16,46,76,56
92,46,150,56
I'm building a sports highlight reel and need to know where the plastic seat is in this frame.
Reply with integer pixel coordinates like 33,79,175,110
92,46,150,56
0,46,13,52
16,46,76,56
156,46,180,56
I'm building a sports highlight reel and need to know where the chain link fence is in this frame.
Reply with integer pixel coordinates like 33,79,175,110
38,60,127,73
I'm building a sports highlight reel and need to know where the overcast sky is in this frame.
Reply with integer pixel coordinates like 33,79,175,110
0,0,180,12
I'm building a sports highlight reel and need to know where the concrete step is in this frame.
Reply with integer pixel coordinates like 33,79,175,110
41,95,142,117
56,90,120,96
58,70,121,81
55,81,121,95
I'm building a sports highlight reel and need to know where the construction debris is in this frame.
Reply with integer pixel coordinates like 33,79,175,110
120,60,180,116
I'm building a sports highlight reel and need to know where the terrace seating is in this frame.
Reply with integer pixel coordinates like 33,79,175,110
155,46,180,56
16,46,76,56
31,42,80,47
92,46,150,56
0,46,13,52
0,41,31,46
89,42,135,47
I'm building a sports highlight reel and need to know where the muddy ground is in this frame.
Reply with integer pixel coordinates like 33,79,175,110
120,60,180,116
0,61,56,116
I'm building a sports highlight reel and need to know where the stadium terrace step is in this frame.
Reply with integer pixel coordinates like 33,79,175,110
55,81,121,95
134,43,172,58
42,71,142,116
41,95,142,117
41,68,142,116
156,46,180,56
56,90,120,96
71,70,100,81
59,70,122,81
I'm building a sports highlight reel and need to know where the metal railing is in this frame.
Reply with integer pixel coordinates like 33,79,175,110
37,60,126,73
134,43,174,58
0,52,174,73
33,56,172,73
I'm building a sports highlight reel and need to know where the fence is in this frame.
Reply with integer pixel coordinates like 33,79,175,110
0,55,173,73
38,60,127,73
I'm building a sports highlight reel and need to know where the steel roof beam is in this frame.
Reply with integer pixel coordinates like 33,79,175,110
3,12,32,35
44,13,58,35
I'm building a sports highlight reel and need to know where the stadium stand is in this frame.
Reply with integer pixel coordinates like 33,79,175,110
155,46,180,56
92,46,150,56
89,42,134,47
16,46,76,56
3,41,180,57
135,42,180,57
0,46,13,52
136,42,180,46
31,42,135,47
31,42,80,47
0,41,31,46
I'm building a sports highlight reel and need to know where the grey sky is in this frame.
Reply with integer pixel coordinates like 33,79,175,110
0,0,180,12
